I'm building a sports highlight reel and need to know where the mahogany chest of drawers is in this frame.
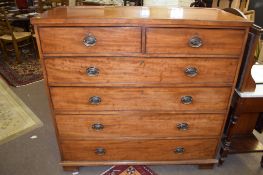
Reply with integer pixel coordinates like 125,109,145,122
31,6,252,170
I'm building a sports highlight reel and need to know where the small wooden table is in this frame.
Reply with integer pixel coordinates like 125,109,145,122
219,64,263,167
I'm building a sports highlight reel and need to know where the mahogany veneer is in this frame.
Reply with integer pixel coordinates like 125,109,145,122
31,6,252,170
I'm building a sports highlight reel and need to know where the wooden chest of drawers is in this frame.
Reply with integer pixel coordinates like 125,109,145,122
31,6,252,170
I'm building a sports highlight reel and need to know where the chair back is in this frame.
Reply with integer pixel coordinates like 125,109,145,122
212,0,241,9
212,0,250,10
0,7,14,37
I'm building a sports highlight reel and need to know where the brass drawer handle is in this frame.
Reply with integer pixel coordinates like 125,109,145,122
83,33,96,47
86,67,99,76
185,67,198,77
189,36,202,48
174,147,185,154
89,96,101,105
177,123,189,130
92,123,104,131
181,96,193,105
95,147,106,155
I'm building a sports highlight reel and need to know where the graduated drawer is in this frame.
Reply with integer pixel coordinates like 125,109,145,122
45,57,238,85
61,139,218,161
146,28,245,56
39,27,141,55
50,87,231,112
56,114,225,139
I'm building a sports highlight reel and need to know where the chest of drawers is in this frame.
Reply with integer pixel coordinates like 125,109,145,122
31,6,252,170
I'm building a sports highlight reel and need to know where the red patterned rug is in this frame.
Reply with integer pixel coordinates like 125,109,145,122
0,46,43,87
101,165,158,175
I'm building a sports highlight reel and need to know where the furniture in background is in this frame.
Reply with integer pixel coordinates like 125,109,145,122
144,0,194,7
0,7,33,63
219,8,263,167
249,0,263,39
81,0,123,6
31,6,251,171
37,0,68,12
82,1,102,5
15,0,29,9
124,0,142,6
0,0,16,9
212,0,241,8
190,0,206,7
213,0,255,21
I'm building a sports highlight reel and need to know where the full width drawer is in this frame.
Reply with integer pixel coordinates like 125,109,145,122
45,57,238,85
50,87,231,112
56,113,225,139
146,28,245,56
39,27,141,54
61,139,218,161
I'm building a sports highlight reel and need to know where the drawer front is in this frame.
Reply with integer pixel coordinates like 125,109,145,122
39,27,141,54
56,114,225,139
146,28,245,56
50,87,231,112
61,139,218,161
45,57,238,85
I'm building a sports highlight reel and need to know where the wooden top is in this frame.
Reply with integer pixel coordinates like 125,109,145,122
31,6,252,27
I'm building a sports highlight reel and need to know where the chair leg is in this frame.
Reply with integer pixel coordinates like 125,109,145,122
12,40,21,63
32,37,39,59
0,40,8,60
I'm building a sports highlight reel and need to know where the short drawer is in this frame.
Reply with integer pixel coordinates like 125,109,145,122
45,57,238,85
56,113,225,139
50,87,231,112
61,139,218,161
146,28,245,56
39,27,141,55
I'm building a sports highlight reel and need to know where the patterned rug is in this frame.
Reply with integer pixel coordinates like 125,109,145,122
0,45,43,87
0,78,42,145
101,165,158,175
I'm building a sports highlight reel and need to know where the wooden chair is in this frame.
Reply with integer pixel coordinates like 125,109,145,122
212,0,255,21
0,8,33,63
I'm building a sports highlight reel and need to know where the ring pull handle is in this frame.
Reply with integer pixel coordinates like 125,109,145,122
174,147,185,154
92,123,104,131
89,96,101,105
181,96,193,105
184,67,198,77
177,123,189,131
83,33,96,47
86,67,99,77
189,36,202,48
95,147,106,155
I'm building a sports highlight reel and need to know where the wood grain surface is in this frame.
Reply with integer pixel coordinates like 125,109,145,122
61,138,218,161
50,87,231,112
230,113,259,135
45,57,238,85
55,113,225,139
31,6,251,27
39,27,141,54
146,28,245,56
